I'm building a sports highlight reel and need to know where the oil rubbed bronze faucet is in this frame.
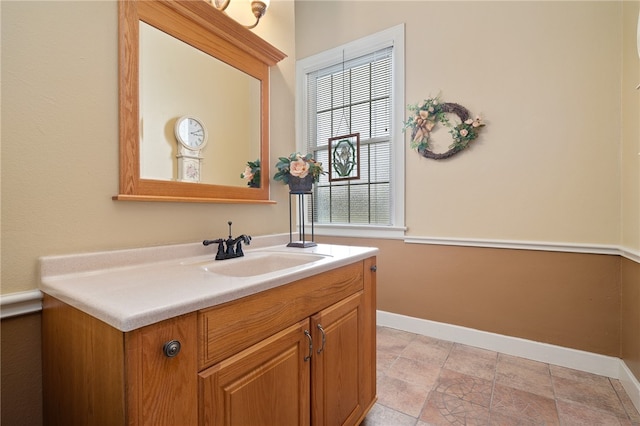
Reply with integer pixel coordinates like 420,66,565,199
203,221,251,260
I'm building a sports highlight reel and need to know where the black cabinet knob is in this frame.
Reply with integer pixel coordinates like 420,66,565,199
163,340,181,358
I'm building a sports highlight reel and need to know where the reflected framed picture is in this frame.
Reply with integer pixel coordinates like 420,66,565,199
328,133,360,182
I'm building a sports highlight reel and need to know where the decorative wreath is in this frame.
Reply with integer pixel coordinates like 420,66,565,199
403,97,485,160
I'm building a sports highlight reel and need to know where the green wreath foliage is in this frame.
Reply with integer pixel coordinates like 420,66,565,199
403,97,485,160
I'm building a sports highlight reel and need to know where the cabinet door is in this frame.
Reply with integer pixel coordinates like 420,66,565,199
125,313,198,426
311,292,365,426
199,319,311,426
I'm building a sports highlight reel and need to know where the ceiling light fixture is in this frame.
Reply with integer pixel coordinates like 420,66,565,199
212,0,270,30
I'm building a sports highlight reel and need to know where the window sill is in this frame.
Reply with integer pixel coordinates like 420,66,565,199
304,223,406,239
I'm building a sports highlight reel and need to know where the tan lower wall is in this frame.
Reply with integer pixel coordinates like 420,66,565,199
318,237,622,357
621,257,640,380
1,313,43,426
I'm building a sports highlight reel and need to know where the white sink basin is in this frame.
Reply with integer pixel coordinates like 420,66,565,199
196,252,329,277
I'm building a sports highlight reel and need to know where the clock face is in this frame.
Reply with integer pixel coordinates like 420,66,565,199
175,116,207,150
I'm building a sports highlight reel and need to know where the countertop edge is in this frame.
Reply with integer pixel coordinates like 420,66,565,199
40,243,378,332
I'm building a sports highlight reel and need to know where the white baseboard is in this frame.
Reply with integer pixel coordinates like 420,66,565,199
619,361,640,415
377,310,640,413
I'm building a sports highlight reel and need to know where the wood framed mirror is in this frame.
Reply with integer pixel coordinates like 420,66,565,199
114,0,285,203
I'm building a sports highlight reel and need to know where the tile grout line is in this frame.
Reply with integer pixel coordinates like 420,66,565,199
370,326,640,425
548,362,562,424
487,351,498,424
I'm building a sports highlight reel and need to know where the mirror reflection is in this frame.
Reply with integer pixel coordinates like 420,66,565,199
139,22,261,187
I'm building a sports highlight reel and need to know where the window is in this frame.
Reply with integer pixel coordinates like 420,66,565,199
296,25,405,238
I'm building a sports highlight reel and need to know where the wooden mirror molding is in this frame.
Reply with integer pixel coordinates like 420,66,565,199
114,0,286,203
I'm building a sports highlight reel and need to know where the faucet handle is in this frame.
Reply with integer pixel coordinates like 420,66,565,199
204,239,226,260
234,235,251,257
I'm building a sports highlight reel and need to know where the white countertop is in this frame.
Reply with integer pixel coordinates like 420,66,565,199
39,238,378,332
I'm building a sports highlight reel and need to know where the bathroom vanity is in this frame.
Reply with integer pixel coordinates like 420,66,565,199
40,242,377,425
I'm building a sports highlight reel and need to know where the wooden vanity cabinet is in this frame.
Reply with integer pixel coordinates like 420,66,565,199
42,257,376,426
198,257,377,426
42,297,199,426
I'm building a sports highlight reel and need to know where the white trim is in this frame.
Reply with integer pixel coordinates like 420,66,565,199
389,24,405,232
377,310,640,414
405,236,619,255
0,290,43,319
307,223,406,239
378,310,619,376
619,361,640,415
405,236,640,262
296,25,403,73
620,246,640,263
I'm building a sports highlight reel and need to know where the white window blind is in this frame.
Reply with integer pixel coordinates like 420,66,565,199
305,47,393,225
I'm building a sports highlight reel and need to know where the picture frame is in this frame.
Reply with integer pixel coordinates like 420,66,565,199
328,133,360,182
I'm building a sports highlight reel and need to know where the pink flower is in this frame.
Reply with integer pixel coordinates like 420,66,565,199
289,158,310,178
465,119,473,125
242,166,254,181
460,129,469,137
472,116,483,127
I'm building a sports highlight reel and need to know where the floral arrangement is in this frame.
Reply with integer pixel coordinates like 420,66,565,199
240,159,261,188
404,96,485,160
273,152,325,185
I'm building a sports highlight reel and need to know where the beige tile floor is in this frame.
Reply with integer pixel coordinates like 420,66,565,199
362,326,640,425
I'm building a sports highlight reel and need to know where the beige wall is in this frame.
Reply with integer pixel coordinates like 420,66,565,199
621,0,640,382
296,1,623,245
1,1,296,424
2,0,639,423
622,0,640,253
1,0,295,297
298,0,640,389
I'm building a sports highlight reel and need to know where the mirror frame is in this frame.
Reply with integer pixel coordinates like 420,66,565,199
114,0,286,203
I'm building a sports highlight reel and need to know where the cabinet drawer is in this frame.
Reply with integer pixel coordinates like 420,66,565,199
198,261,363,369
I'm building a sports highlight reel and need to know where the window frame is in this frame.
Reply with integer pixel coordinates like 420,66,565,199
295,24,406,239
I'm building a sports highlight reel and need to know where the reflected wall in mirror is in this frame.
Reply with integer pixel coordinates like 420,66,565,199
115,0,286,203
139,22,260,187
